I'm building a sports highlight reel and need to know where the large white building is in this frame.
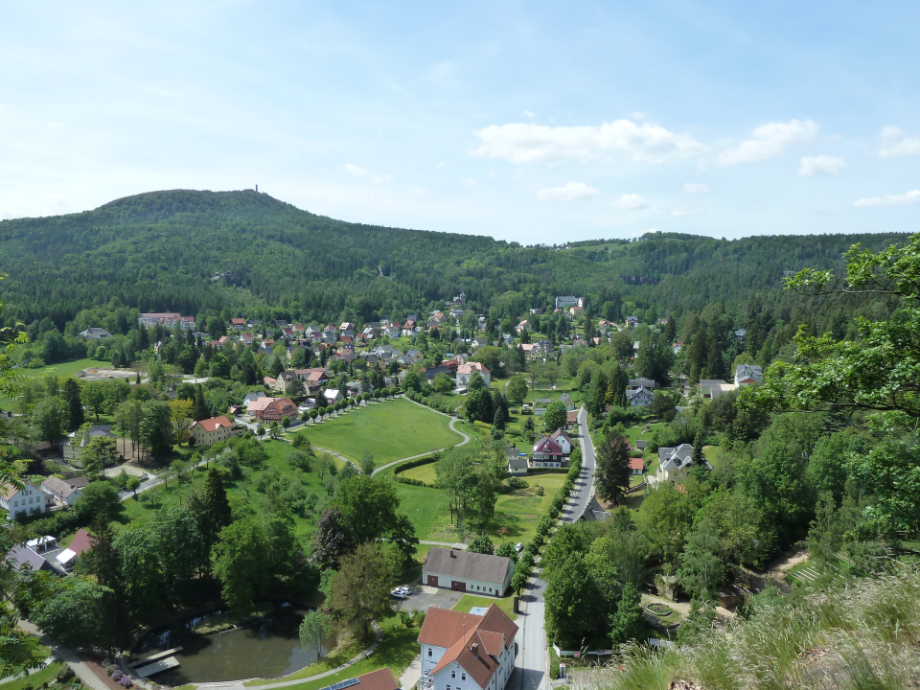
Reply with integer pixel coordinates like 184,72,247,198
1,483,47,521
418,605,518,690
456,362,491,389
734,363,764,387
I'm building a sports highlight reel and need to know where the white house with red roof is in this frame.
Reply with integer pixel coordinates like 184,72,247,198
456,362,491,388
418,604,518,690
247,397,297,421
550,429,574,456
531,436,567,468
230,318,246,330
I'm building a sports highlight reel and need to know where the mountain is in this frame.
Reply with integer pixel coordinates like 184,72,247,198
0,188,908,326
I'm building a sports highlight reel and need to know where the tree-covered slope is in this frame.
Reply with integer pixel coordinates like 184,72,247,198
0,188,908,325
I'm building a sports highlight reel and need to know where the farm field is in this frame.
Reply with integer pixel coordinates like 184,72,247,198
291,398,463,468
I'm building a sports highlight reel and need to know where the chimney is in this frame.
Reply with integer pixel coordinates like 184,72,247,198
471,643,479,657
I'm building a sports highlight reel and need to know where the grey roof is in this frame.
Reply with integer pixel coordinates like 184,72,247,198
424,547,511,585
581,495,609,522
628,378,658,388
508,456,529,470
5,545,53,572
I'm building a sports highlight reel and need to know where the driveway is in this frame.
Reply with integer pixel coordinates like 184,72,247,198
396,586,464,614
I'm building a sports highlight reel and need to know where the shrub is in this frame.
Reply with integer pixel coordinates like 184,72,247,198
111,671,122,682
549,505,560,520
119,678,132,688
536,485,544,496
507,477,529,490
399,610,412,627
410,609,426,627
56,668,75,683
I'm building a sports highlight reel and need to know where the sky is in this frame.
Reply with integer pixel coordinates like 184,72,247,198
1,0,918,243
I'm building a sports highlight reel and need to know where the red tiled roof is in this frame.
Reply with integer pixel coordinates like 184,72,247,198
230,318,245,325
532,436,563,456
417,607,484,648
69,528,94,556
566,410,578,423
354,668,398,690
629,457,645,471
193,416,232,432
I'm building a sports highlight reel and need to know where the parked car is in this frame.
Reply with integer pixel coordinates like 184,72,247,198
515,542,524,553
390,586,410,599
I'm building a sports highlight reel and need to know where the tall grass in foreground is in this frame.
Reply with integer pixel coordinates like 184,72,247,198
583,569,920,690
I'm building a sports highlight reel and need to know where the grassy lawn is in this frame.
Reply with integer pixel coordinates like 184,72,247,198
622,421,667,449
703,445,728,470
2,661,65,690
453,593,517,620
15,357,104,380
265,616,421,690
400,461,437,484
290,398,462,468
120,440,329,541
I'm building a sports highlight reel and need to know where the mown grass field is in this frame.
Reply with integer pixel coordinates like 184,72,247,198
15,357,103,380
387,461,565,544
453,593,517,619
1,661,66,690
290,398,463,467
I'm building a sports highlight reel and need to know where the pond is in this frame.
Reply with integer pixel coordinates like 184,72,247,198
136,603,332,685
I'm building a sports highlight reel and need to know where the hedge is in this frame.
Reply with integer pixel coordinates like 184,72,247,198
392,456,438,488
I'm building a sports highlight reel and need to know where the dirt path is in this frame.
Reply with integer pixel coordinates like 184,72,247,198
757,549,810,590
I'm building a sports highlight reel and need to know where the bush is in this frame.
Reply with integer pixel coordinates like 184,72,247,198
506,477,528,490
111,671,122,682
410,609,426,627
399,610,412,627
56,668,75,683
119,678,132,688
536,485,544,496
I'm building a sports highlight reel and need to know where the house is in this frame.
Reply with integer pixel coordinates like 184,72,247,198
79,327,112,340
531,436,567,468
700,379,735,400
507,453,529,476
558,393,574,410
554,296,582,310
636,440,647,452
501,334,514,346
515,320,531,334
247,397,297,421
628,378,658,390
324,669,399,690
230,318,246,330
41,476,89,506
138,313,196,330
734,363,764,387
519,343,536,357
422,548,514,596
346,381,363,397
569,306,584,318
565,409,578,431
656,444,711,483
5,545,55,573
241,332,255,346
323,389,343,406
63,425,116,462
55,528,94,571
418,604,518,690
456,362,491,388
629,457,645,475
190,416,233,446
384,325,400,338
431,311,448,324
550,428,574,456
402,320,419,337
625,386,655,407
247,319,262,329
274,370,299,393
625,316,639,327
423,365,454,382
1,482,47,520
734,328,747,344
243,391,267,407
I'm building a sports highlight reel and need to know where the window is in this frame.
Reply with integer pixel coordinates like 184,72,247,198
428,649,432,657
461,674,466,681
451,672,455,679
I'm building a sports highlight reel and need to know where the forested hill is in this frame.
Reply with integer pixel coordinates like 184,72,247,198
0,188,908,326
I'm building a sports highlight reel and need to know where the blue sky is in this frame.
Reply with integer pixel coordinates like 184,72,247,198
1,1,918,243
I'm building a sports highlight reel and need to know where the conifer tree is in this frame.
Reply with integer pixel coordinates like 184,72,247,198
61,378,84,432
193,384,210,421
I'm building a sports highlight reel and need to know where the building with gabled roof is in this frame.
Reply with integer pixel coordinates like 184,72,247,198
456,362,491,388
734,363,764,387
423,548,514,597
418,604,518,690
531,435,567,468
190,415,233,446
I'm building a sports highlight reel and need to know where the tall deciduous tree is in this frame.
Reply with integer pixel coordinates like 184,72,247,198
300,609,333,661
211,518,272,612
330,542,393,640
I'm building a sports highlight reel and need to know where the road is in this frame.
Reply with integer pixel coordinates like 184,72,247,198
513,405,597,690
561,406,596,523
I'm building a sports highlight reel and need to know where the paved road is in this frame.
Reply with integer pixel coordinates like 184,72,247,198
513,571,548,690
561,406,596,523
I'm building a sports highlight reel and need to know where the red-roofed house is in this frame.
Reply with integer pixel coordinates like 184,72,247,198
230,318,246,330
456,362,491,388
629,457,645,475
531,436,566,468
190,416,233,446
247,397,297,422
565,409,578,431
418,604,518,690
55,527,94,571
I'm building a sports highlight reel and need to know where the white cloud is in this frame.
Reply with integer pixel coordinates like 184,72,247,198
878,126,920,158
344,163,371,177
343,164,392,182
717,119,818,166
612,194,648,210
522,110,535,118
798,155,846,176
537,182,601,201
408,187,427,195
461,177,479,187
683,182,710,194
470,119,708,165
853,189,920,208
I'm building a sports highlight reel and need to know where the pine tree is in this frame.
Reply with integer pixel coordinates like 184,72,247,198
199,469,233,567
193,384,210,421
61,378,84,432
595,431,632,505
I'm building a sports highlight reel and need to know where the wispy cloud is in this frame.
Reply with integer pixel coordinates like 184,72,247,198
536,181,600,201
717,119,818,166
612,194,648,210
522,110,535,118
461,177,479,187
471,119,708,165
798,155,846,176
683,182,710,194
878,126,920,158
853,189,920,208
408,187,427,195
